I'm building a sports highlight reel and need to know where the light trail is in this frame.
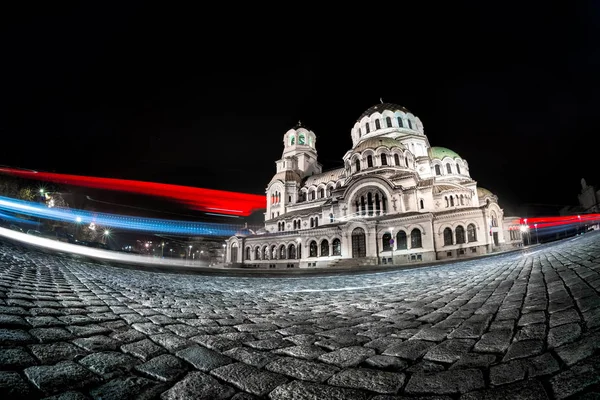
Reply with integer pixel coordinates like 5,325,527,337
0,196,249,237
0,167,266,217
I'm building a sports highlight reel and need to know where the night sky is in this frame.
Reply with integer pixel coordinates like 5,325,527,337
2,3,599,219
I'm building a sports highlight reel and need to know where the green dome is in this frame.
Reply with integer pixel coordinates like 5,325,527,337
429,146,461,160
477,187,494,198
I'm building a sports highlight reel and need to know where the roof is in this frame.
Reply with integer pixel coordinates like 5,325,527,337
269,170,303,184
303,168,345,187
417,178,435,187
477,187,495,198
292,120,312,131
274,206,322,220
358,103,411,121
429,146,461,160
353,137,406,153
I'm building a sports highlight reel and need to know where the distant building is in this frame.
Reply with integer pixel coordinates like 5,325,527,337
578,178,600,213
226,103,522,267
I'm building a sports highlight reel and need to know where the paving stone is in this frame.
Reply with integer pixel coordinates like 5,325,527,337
89,376,167,400
549,362,600,399
490,359,527,385
462,378,550,399
72,335,119,351
210,362,288,397
503,339,544,362
315,335,369,350
514,324,546,341
41,390,89,400
517,311,546,326
327,367,405,394
78,351,138,378
549,308,580,327
554,332,600,366
29,327,74,343
148,333,190,352
268,380,369,400
317,346,376,368
190,334,239,352
0,329,35,345
244,338,293,350
404,368,485,395
382,340,435,361
109,328,146,343
0,347,36,370
58,315,93,325
447,316,491,339
473,329,512,353
423,339,475,363
449,353,496,369
25,316,65,328
160,371,235,400
265,356,339,383
165,324,200,338
273,344,326,360
1,370,35,400
24,361,99,395
223,346,278,368
547,322,581,349
121,339,166,361
364,337,404,354
406,360,446,373
66,324,111,337
365,355,408,370
488,319,515,331
135,354,187,382
175,345,233,372
29,341,88,364
526,352,560,377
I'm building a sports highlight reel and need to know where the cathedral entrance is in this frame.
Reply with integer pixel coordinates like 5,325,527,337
351,228,366,258
493,232,499,246
231,245,238,263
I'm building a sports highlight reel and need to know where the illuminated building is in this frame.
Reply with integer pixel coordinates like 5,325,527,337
227,103,522,267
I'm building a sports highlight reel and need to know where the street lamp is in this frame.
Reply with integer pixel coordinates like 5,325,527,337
74,216,82,239
161,242,165,258
103,229,110,244
188,245,193,259
534,223,539,244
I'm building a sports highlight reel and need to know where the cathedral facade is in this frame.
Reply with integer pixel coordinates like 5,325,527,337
226,103,521,268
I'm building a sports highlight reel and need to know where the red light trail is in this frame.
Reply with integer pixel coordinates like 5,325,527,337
0,167,266,217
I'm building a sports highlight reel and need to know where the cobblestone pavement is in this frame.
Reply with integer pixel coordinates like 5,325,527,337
1,234,600,400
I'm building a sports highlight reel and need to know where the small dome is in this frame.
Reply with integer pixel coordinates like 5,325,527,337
353,137,406,153
358,103,411,122
477,187,495,199
429,146,461,160
269,170,302,185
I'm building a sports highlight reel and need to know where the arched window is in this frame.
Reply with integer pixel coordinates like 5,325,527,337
443,227,453,246
396,231,407,250
394,154,400,166
279,245,286,259
320,240,329,256
293,221,296,230
290,136,295,145
397,117,403,127
327,187,332,197
420,199,424,209
355,159,361,172
435,165,441,175
386,117,392,127
329,213,334,223
375,119,381,130
319,188,324,198
457,164,461,174
382,232,392,251
309,241,317,257
408,119,413,129
298,134,306,145
245,247,250,260
381,154,387,166
310,191,315,200
365,123,370,134
281,222,285,231
255,247,260,260
271,245,277,259
405,156,409,167
456,225,465,244
310,218,314,228
450,196,455,207
446,164,452,174
445,196,449,207
491,211,498,227
288,244,296,259
467,224,477,242
315,217,318,227
367,155,373,168
411,229,422,248
460,195,464,205
263,246,268,260
332,238,341,255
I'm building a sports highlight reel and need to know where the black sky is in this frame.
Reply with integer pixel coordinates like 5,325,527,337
1,2,599,218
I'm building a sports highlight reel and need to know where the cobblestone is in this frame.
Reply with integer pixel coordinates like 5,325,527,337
0,235,600,398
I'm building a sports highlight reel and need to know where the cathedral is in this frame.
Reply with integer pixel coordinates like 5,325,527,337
226,103,522,268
